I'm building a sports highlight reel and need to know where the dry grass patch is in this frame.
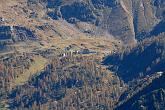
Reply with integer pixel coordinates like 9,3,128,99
12,56,47,87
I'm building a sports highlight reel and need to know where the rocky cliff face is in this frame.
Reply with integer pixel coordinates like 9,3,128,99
0,26,37,42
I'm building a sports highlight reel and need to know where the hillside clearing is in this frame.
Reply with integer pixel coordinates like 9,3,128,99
11,56,47,87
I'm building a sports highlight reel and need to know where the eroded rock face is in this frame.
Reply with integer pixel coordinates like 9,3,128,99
153,0,165,19
60,2,96,23
0,26,37,42
0,26,12,40
91,0,119,8
104,1,136,43
131,0,157,39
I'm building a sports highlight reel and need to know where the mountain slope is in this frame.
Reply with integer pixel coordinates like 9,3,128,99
115,73,165,110
26,0,165,44
0,0,165,110
103,34,165,82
